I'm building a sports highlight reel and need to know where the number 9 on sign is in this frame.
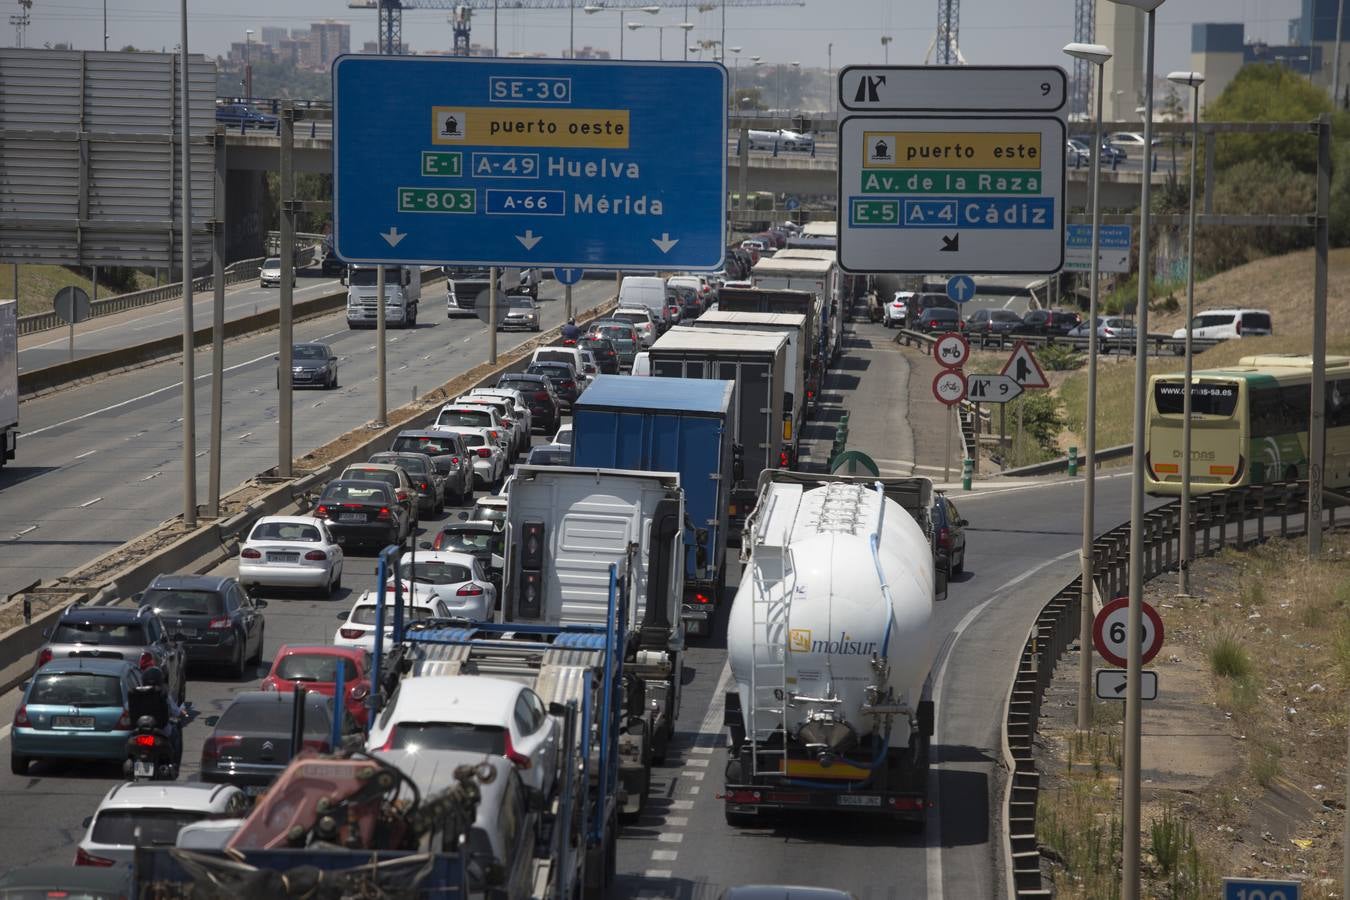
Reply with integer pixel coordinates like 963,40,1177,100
1092,597,1165,669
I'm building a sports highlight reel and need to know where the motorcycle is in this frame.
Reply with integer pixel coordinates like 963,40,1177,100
124,714,178,781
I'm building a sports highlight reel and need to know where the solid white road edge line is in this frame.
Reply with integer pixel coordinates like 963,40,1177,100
924,546,1080,899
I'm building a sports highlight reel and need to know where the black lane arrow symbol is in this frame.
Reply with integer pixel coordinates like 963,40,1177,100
1113,677,1127,695
940,233,960,252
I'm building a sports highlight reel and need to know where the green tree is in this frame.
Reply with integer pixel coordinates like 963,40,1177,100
1203,64,1331,172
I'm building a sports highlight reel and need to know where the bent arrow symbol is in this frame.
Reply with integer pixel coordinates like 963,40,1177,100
380,227,406,248
940,233,960,252
516,230,542,250
652,233,679,254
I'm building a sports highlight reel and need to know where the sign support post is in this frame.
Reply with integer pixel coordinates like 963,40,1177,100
376,265,387,427
945,405,953,484
489,267,498,365
208,130,226,518
279,103,295,478
565,284,573,322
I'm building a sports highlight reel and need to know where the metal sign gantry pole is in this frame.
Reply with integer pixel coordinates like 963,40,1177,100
278,103,295,477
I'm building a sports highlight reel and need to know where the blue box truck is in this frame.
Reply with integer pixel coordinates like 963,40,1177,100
571,375,736,636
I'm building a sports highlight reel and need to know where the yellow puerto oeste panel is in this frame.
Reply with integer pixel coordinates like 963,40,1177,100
862,131,1042,170
431,106,631,149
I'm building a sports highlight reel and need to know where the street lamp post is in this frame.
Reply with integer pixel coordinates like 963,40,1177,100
1106,3,1165,900
244,29,254,103
582,4,657,60
1167,70,1204,597
1063,40,1113,735
828,42,834,121
729,45,742,109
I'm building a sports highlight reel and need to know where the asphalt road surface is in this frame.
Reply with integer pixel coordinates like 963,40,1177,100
0,277,613,599
17,272,346,373
0,319,1153,898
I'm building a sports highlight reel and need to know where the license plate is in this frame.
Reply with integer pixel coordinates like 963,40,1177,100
267,552,300,563
53,716,94,729
244,784,267,797
339,513,365,522
175,628,198,638
836,794,881,807
134,759,155,777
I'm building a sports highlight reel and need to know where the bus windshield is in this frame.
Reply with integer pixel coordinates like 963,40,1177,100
1152,380,1239,417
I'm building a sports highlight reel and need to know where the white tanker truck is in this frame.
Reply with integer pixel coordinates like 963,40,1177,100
723,472,939,826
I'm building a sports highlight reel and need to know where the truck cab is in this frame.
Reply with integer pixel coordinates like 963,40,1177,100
345,265,421,329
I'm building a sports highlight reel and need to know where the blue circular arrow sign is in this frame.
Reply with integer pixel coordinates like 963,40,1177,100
946,274,976,303
553,267,585,286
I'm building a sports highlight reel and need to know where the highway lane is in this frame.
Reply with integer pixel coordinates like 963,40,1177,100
17,273,345,373
0,278,613,599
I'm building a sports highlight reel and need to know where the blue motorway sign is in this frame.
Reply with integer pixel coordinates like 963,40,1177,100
1066,224,1132,249
553,267,585,285
333,56,727,271
946,274,976,303
1223,878,1300,900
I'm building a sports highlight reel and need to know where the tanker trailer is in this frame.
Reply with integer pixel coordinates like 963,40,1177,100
723,472,937,826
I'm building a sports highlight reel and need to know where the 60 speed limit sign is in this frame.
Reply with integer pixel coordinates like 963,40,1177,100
1092,597,1165,668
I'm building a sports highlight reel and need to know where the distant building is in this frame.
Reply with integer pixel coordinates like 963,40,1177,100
1192,22,1323,109
1097,0,1146,122
260,26,287,47
311,20,350,69
571,45,612,60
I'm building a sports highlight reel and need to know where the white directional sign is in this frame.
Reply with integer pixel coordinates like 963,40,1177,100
836,66,1067,276
1000,341,1050,390
966,373,1023,404
1095,669,1158,702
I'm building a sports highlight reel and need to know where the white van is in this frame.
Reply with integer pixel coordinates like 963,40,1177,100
618,276,670,327
1170,308,1272,351
531,345,586,377
631,351,651,376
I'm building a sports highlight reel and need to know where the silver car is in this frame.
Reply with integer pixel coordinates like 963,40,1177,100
1069,315,1138,353
259,257,282,288
500,296,540,332
433,426,506,491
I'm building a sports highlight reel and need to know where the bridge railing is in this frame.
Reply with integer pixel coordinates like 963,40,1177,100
1001,481,1340,896
17,236,320,337
894,325,1225,358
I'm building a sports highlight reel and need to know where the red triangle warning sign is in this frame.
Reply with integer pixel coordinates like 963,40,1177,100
999,340,1050,390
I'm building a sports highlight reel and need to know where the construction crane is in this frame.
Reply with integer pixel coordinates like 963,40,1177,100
924,0,964,66
349,0,802,58
1071,0,1095,117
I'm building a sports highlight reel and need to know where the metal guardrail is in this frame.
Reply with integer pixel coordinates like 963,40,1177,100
896,326,1224,358
16,241,320,338
1001,481,1339,896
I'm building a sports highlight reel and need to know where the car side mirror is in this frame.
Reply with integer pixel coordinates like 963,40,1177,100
254,599,268,609
41,628,50,639
418,541,432,550
205,715,220,727
82,816,93,829
273,355,280,361
20,680,29,692
548,701,567,717
337,611,350,620
957,518,969,527
329,356,338,362
457,511,469,521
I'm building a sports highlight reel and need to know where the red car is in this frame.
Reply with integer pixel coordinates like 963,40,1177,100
261,644,373,728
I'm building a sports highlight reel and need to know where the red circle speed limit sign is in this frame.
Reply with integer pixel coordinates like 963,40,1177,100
933,332,970,369
1092,597,1165,668
931,369,967,407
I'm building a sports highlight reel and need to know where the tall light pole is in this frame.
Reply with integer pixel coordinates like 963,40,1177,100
103,0,108,50
179,0,197,527
244,29,254,103
1064,41,1113,735
1107,3,1164,899
880,34,892,64
827,42,834,121
1334,0,1346,106
1168,69,1204,597
729,45,742,109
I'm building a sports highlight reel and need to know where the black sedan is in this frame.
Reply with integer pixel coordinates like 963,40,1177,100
215,102,277,131
965,309,1024,341
280,342,339,390
932,492,968,577
498,373,562,432
525,361,582,408
388,430,473,506
917,308,965,333
579,336,621,374
138,574,267,678
200,691,349,795
1017,309,1082,336
312,479,408,553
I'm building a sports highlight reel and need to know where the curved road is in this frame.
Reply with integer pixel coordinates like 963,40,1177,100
0,319,1147,898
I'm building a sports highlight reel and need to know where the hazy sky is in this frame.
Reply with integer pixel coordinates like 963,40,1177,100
23,0,1302,75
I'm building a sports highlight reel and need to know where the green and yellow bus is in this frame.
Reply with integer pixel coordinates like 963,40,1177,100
1145,354,1350,496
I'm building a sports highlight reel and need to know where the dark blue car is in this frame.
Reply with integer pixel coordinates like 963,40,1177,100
215,102,278,131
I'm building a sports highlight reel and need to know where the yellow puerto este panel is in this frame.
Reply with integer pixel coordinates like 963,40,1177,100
863,131,1042,170
432,106,630,149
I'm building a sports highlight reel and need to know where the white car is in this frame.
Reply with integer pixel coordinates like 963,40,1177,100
453,395,528,457
367,675,560,797
334,590,452,652
259,257,282,288
238,515,344,596
77,781,249,867
433,425,505,490
611,306,659,348
1106,130,1162,153
432,404,510,457
388,549,497,620
468,387,534,440
1170,308,1273,350
552,422,573,446
467,496,508,531
884,292,913,328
